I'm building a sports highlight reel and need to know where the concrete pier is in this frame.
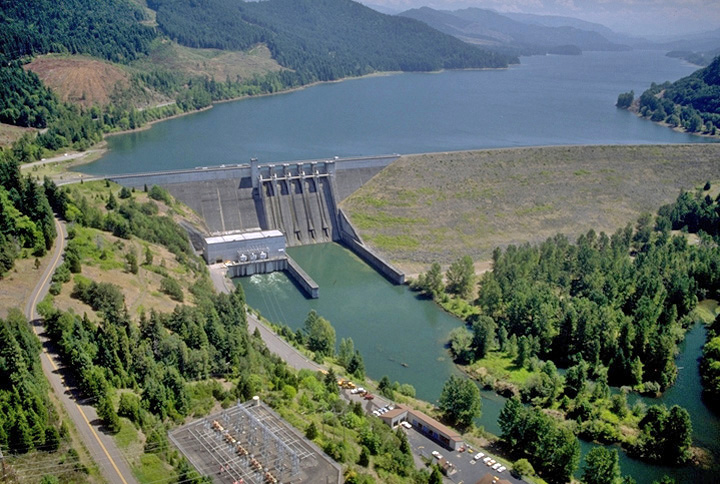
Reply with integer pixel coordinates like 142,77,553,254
285,256,319,299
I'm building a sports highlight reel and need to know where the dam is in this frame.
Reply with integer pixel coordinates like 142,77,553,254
107,155,405,297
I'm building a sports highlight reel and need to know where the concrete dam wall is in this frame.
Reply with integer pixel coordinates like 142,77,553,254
108,155,406,287
108,155,395,239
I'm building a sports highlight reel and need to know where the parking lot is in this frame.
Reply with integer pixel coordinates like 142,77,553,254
403,426,524,484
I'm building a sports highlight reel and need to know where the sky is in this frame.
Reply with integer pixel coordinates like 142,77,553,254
359,0,720,37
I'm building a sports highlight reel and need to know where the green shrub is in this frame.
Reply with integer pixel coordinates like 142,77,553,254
160,276,184,302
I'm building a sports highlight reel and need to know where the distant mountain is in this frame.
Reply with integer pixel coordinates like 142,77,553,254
502,12,641,46
361,2,402,15
147,0,515,83
399,7,630,55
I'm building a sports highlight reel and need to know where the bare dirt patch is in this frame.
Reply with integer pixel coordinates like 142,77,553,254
342,144,720,273
25,56,130,107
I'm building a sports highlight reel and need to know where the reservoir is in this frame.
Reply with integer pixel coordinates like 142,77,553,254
241,244,718,484
80,50,713,176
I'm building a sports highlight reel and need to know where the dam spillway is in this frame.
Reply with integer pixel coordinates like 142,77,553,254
256,161,337,246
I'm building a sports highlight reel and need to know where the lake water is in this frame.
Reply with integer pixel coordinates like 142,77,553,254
80,50,713,176
241,244,718,484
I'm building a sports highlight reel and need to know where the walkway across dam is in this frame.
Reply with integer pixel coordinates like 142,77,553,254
108,155,405,294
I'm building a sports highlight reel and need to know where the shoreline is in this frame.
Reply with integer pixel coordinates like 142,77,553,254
57,66,519,173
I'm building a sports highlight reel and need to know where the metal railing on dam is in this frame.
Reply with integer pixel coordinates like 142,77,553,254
104,154,400,190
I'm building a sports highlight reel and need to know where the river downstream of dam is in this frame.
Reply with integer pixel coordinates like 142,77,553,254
240,243,718,484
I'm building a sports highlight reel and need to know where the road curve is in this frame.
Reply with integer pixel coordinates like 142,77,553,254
25,217,138,484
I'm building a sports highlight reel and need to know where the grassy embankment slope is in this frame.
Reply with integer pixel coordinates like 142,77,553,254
342,144,720,275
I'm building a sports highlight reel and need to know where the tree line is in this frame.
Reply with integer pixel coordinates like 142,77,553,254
616,54,720,135
0,158,56,276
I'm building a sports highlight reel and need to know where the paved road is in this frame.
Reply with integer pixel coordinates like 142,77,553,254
25,217,137,484
23,150,102,168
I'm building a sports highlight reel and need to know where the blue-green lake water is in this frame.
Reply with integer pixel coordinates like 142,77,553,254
80,50,713,176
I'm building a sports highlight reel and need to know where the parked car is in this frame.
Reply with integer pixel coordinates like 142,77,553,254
431,451,442,459
486,459,496,466
364,393,374,400
401,421,412,429
492,463,501,470
482,457,491,463
474,452,485,460
497,466,506,473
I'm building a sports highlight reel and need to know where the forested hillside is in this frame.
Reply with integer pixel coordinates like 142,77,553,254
0,0,155,63
148,0,514,83
618,55,720,135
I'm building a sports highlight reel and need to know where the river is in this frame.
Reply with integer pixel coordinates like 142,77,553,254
240,244,717,484
79,50,713,176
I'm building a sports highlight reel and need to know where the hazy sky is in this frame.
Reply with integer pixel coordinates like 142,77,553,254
360,0,720,37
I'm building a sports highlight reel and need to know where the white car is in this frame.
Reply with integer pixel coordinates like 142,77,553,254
497,466,506,473
401,421,412,429
474,452,485,460
482,457,491,463
486,459,496,466
372,410,380,416
431,451,442,459
492,463,501,470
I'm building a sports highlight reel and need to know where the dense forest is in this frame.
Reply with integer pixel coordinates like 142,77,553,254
0,309,62,454
0,0,155,63
617,54,720,134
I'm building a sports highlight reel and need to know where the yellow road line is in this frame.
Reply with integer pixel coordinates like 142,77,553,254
32,218,129,484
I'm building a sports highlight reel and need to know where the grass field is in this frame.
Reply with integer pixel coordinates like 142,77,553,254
134,39,283,82
341,144,720,273
465,350,534,386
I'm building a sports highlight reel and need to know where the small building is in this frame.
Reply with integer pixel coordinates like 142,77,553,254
378,405,409,427
202,229,286,264
407,409,464,450
377,405,464,451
